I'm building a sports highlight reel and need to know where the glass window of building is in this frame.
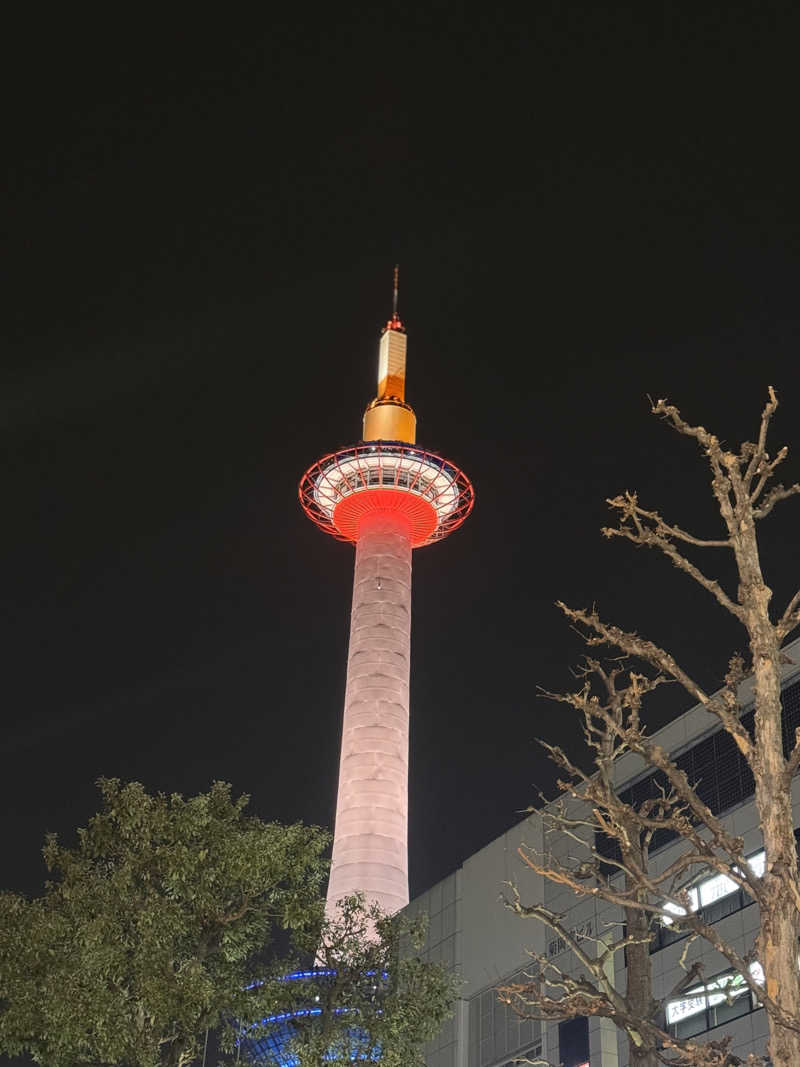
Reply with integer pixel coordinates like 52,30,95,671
557,1016,589,1067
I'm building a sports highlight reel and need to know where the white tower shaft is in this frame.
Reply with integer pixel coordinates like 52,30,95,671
325,509,412,921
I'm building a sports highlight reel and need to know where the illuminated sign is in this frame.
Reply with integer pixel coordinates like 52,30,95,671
666,963,764,1025
660,850,765,925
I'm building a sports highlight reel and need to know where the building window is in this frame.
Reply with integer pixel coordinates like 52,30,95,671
665,964,764,1040
558,1016,589,1067
468,970,542,1067
650,850,764,953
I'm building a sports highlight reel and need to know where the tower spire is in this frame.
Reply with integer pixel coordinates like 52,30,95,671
384,263,404,334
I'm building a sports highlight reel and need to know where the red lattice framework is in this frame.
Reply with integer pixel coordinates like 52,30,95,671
299,442,474,548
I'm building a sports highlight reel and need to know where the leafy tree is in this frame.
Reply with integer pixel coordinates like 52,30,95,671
0,779,329,1067
499,391,800,1067
0,784,456,1067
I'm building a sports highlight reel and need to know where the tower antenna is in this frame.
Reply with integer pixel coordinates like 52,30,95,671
392,263,399,321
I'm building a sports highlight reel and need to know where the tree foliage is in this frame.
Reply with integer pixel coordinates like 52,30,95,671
0,783,457,1067
246,895,459,1067
499,391,800,1067
0,779,329,1067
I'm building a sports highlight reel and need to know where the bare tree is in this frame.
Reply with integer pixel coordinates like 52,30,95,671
499,390,800,1067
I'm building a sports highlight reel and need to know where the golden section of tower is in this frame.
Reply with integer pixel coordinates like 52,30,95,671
362,324,417,443
362,399,416,443
377,328,407,400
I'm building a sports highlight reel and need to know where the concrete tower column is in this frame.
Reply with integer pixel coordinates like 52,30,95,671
325,509,413,921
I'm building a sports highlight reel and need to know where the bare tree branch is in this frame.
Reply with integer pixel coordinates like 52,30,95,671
556,605,754,762
743,388,779,488
603,494,731,549
603,496,743,619
777,589,800,642
752,482,800,520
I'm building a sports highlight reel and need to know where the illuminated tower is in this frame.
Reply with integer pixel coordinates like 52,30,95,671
299,269,474,923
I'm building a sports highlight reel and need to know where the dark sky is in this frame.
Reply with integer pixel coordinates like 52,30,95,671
4,4,800,900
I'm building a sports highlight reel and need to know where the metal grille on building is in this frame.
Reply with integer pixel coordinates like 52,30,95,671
597,678,800,862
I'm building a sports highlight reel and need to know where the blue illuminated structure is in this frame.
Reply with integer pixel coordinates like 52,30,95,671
239,968,384,1066
243,973,332,1062
240,969,330,1066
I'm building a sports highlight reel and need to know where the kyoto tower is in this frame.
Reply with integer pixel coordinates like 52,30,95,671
299,269,474,924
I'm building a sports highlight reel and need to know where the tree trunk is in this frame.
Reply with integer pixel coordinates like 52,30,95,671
624,915,659,1067
741,527,800,1067
753,642,800,1067
623,841,660,1067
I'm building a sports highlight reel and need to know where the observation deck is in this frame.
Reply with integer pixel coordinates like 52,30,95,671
298,441,474,549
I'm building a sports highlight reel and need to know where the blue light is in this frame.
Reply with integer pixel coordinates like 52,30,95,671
282,968,338,981
245,968,339,991
239,967,388,1065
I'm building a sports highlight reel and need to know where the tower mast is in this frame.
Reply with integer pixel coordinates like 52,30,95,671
299,270,473,924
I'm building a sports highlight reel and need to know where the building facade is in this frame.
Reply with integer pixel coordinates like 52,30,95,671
405,636,800,1067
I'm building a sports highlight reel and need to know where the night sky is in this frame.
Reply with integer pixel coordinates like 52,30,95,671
4,6,800,902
